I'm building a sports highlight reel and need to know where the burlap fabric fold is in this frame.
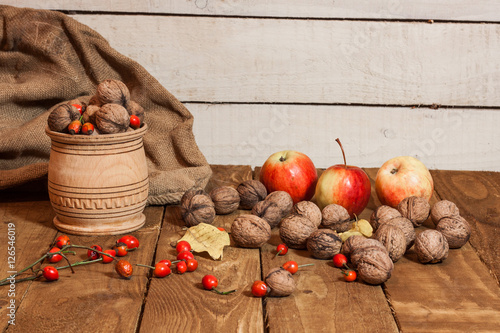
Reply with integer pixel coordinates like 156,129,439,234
0,5,212,205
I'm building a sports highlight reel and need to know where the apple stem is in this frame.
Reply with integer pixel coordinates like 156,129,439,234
335,138,347,167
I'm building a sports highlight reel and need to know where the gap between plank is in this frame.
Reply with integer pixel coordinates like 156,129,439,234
134,205,168,333
60,10,500,24
182,101,500,111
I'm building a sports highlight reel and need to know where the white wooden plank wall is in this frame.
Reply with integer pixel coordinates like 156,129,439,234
5,1,500,171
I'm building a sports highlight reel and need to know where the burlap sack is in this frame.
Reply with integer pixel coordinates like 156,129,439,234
0,5,212,205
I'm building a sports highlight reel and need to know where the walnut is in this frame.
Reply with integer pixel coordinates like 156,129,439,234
231,214,271,248
237,180,267,210
373,224,407,262
292,201,322,227
342,236,393,284
384,216,416,250
265,267,296,297
348,238,389,269
95,79,130,106
306,229,342,259
356,247,394,285
436,216,471,249
430,200,460,226
180,192,215,227
320,204,351,232
209,186,240,215
82,105,100,125
95,103,130,134
89,95,103,107
414,229,449,264
279,215,318,249
125,100,145,123
251,200,282,228
370,205,402,231
397,196,431,227
181,187,209,205
67,99,87,114
265,191,293,218
47,104,80,132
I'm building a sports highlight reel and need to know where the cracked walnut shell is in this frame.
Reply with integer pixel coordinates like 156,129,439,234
231,214,271,248
398,196,431,227
414,229,449,264
237,180,267,210
210,186,240,215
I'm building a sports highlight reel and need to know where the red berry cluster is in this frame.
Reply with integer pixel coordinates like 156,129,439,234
137,240,198,278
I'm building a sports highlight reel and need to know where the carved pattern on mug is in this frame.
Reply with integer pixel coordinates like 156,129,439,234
54,191,148,210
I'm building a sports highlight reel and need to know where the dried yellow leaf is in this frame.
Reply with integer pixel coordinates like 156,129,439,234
178,223,230,260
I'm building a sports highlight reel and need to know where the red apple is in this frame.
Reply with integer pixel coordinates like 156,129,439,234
375,156,434,208
314,139,371,218
260,150,318,204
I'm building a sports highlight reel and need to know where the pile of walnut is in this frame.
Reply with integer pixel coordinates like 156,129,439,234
47,79,144,135
179,180,471,289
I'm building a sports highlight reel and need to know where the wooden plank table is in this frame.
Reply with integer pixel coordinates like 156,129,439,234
1,165,500,332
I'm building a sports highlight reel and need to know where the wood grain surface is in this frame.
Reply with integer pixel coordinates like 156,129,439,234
187,103,500,171
1,166,500,332
70,14,500,108
6,0,500,21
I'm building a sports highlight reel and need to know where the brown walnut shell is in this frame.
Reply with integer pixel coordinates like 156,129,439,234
436,215,471,249
430,200,460,226
320,204,351,232
414,229,449,264
292,201,322,227
95,79,130,106
210,186,240,215
67,99,87,114
89,95,103,107
279,214,318,249
384,216,416,250
251,200,282,229
398,196,431,227
231,214,271,248
180,193,215,227
82,105,100,125
265,267,296,297
181,187,209,205
306,229,342,259
370,205,402,231
356,247,394,285
265,191,293,218
349,238,390,270
125,100,145,123
95,103,130,134
341,235,386,259
373,224,407,262
237,180,267,210
47,104,80,133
